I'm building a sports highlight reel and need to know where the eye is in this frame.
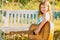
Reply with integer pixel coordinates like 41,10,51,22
44,7,46,8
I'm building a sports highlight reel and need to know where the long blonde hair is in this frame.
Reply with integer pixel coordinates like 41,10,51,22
38,1,53,22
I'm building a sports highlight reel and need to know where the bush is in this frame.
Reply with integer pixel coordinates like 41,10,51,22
54,31,60,40
20,0,30,6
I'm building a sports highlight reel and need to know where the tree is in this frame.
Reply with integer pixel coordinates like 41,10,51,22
19,0,30,6
0,0,2,7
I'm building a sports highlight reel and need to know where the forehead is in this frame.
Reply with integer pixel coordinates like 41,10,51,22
40,4,48,7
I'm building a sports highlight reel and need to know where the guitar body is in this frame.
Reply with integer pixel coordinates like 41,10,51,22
28,21,50,40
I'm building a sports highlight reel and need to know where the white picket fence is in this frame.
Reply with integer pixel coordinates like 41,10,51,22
1,10,38,32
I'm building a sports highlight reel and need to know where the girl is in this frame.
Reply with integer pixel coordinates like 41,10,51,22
29,1,53,40
34,0,52,34
34,1,53,40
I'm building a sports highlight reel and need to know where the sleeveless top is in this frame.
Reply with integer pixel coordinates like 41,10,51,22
37,13,54,40
37,13,50,24
37,16,43,24
37,13,54,31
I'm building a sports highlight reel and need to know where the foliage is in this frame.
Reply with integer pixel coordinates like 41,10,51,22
7,0,12,2
54,30,60,40
0,0,2,8
20,0,30,6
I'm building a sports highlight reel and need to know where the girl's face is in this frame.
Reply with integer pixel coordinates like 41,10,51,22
40,4,48,14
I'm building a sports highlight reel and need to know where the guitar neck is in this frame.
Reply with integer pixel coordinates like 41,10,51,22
8,30,33,34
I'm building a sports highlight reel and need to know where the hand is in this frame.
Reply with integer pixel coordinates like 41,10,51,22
34,28,40,35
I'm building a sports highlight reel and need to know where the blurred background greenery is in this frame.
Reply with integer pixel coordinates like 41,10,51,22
0,0,60,10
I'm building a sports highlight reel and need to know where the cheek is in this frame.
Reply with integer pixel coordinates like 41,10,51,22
41,8,46,12
40,7,48,12
41,8,44,11
40,8,42,12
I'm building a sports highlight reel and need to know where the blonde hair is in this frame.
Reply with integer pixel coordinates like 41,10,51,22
38,1,53,22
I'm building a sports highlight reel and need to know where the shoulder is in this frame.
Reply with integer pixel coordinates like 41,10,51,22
45,12,50,21
46,12,50,16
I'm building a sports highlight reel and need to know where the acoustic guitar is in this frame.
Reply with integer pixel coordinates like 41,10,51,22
28,21,50,40
2,22,50,40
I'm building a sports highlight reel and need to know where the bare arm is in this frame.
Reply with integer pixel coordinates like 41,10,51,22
38,18,48,30
38,13,50,31
34,13,50,34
